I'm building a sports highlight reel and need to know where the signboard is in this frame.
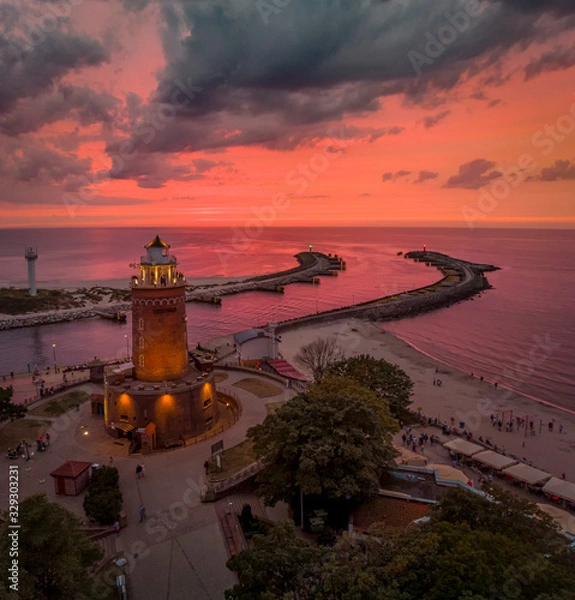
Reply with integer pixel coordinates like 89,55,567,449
211,440,224,456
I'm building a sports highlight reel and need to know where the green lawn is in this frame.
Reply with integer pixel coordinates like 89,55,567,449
233,377,283,398
28,390,90,417
207,439,256,479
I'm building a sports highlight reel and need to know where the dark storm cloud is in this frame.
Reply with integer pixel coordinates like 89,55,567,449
382,170,411,182
529,158,575,182
422,110,451,129
113,0,574,160
0,85,121,135
444,158,502,189
0,29,109,115
0,141,92,184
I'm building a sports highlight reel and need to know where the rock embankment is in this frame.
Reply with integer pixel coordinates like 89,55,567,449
0,252,334,331
274,251,499,332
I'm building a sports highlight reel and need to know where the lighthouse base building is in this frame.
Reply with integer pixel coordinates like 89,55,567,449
104,235,219,452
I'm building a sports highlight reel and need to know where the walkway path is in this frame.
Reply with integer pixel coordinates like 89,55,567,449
0,369,294,599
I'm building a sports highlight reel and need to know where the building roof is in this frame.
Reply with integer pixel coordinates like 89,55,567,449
266,358,307,382
353,496,432,532
234,328,270,345
145,235,170,249
50,461,92,479
472,450,517,470
542,477,575,503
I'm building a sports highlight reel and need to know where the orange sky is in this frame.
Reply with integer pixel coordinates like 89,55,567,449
1,0,575,228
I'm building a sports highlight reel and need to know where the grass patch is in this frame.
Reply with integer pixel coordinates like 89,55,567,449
233,377,282,398
0,288,83,314
0,418,53,449
28,390,90,417
207,439,256,479
213,372,229,383
266,401,287,415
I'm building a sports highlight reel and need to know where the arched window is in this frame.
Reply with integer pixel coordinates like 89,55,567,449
139,337,144,350
139,355,144,368
138,318,144,331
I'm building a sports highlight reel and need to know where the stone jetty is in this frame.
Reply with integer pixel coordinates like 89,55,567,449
272,251,499,332
0,252,335,331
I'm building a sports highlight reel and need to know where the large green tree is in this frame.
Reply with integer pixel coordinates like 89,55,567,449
248,375,398,506
226,487,575,600
0,494,103,600
326,354,413,416
0,386,27,423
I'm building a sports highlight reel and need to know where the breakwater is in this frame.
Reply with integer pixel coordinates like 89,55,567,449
0,252,338,331
273,251,499,332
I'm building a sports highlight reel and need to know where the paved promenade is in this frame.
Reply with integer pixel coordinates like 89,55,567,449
0,370,295,599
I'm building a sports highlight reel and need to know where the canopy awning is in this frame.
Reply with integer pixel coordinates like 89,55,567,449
472,450,517,470
502,463,552,486
443,438,484,457
427,463,470,485
113,422,135,433
394,445,428,466
542,478,575,503
537,503,575,536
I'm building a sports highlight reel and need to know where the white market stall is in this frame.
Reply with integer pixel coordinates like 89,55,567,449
502,463,552,486
542,478,575,504
472,450,517,471
443,439,484,457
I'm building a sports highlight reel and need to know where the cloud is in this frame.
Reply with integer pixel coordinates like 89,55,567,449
0,85,121,135
524,45,575,80
530,158,575,182
422,110,451,129
382,170,411,182
415,170,439,184
444,159,502,189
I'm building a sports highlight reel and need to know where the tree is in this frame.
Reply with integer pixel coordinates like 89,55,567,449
226,521,322,600
248,375,398,506
0,494,102,600
326,354,413,416
83,466,122,525
294,336,345,380
0,386,27,423
226,488,575,600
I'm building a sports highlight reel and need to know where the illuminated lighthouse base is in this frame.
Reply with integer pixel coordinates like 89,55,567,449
104,373,218,451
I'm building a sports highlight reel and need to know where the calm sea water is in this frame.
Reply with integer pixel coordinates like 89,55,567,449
0,228,574,411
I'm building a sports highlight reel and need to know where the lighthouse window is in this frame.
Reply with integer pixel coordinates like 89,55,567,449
203,398,212,408
139,337,144,349
139,356,144,368
138,318,144,331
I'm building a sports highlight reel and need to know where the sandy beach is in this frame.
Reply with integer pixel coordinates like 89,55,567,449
277,319,575,481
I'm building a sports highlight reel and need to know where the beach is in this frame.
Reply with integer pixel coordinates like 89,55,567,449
278,319,575,481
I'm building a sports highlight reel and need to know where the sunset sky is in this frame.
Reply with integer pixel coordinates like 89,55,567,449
1,0,575,228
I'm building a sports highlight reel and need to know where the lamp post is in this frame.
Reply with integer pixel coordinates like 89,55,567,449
52,343,57,370
124,335,129,360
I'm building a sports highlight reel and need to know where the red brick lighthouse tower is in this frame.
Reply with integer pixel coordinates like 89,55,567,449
131,236,188,381
104,235,218,451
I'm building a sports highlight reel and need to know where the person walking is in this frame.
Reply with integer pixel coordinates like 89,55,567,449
139,504,146,523
141,463,146,478
136,464,142,479
45,432,50,446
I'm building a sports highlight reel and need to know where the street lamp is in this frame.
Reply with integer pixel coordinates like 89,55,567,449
124,335,129,360
52,343,57,370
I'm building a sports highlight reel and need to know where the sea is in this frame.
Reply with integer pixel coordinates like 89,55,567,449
0,227,574,412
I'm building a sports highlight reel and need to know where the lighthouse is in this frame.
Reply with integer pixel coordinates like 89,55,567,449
131,235,189,381
104,235,219,452
25,247,38,296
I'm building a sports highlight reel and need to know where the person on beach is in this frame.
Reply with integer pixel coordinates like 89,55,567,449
141,463,146,477
45,433,50,446
139,504,146,523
